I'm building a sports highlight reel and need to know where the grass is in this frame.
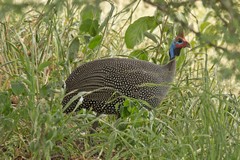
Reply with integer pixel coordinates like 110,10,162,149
0,1,240,160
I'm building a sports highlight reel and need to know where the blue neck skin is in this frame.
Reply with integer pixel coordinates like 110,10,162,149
169,41,175,60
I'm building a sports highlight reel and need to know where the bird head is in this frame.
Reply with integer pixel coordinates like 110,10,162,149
169,32,190,60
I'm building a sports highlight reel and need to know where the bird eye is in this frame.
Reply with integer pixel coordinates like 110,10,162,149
178,39,183,43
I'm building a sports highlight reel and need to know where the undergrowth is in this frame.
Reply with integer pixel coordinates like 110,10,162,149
0,0,239,159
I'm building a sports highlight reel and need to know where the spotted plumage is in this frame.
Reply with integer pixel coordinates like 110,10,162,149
62,33,190,116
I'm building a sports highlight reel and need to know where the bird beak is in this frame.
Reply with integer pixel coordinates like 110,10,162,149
180,36,190,48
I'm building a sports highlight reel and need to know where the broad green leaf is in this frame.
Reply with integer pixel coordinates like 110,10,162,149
38,61,51,72
11,81,26,95
80,5,101,21
200,21,211,32
130,49,148,60
68,37,80,62
0,92,12,115
0,92,10,106
88,35,102,49
144,32,158,43
40,84,51,97
80,19,99,36
120,105,130,118
125,16,158,48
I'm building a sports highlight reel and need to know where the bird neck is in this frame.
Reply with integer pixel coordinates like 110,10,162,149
169,42,181,60
167,58,176,71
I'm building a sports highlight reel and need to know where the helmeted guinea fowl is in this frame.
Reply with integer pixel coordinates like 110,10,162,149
62,33,190,116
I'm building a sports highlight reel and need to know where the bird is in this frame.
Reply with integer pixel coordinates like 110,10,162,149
62,32,190,117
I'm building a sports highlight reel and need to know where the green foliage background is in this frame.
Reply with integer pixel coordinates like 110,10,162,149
0,0,239,159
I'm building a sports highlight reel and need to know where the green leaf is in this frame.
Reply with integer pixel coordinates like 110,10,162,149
88,35,102,49
11,81,26,95
80,5,101,21
0,92,12,115
144,32,158,43
68,37,80,62
119,100,131,118
130,49,148,60
0,92,11,106
200,21,211,32
38,61,51,72
80,19,99,36
120,106,130,118
125,16,158,48
40,84,51,98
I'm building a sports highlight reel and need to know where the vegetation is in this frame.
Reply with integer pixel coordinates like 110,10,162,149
0,0,239,159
